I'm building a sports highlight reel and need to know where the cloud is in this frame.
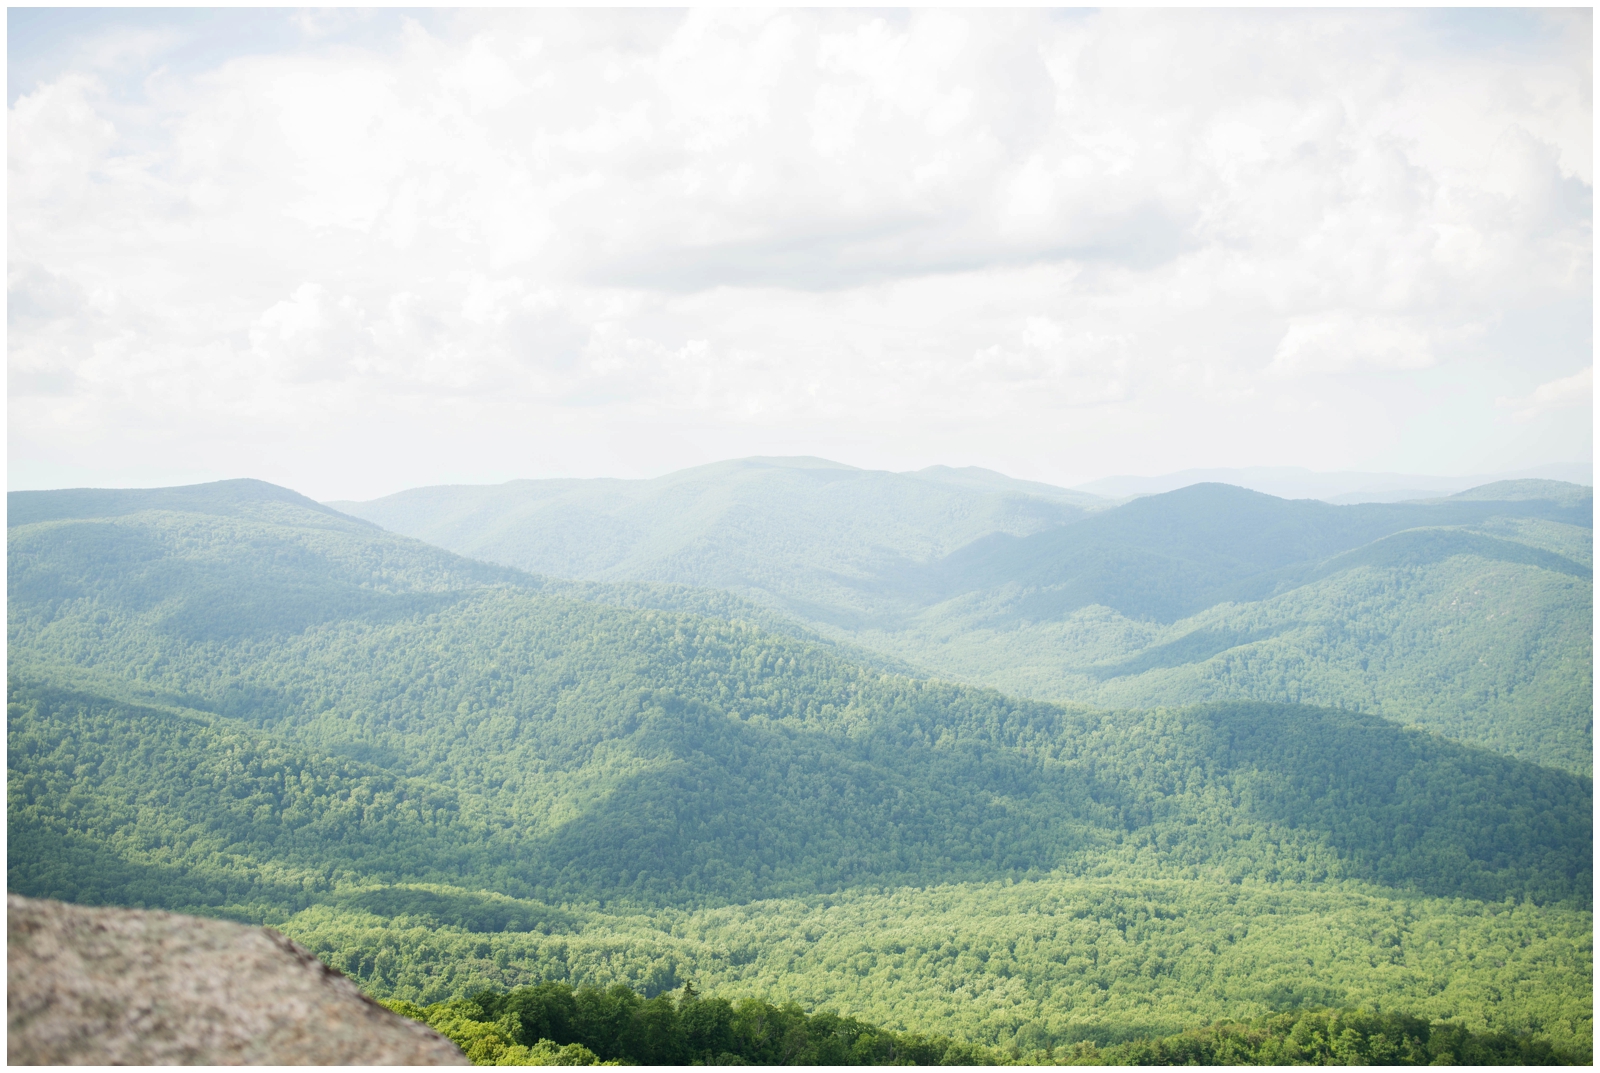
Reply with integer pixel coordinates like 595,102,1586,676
8,262,88,328
1500,367,1593,422
1269,314,1436,376
6,8,1593,496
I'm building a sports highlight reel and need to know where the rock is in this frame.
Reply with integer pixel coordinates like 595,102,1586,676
7,894,469,1065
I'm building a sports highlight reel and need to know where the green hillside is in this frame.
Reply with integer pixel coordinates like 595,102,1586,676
7,481,1592,1054
853,524,1593,774
327,457,1101,621
333,465,1592,774
275,874,1591,1054
377,978,1585,1065
898,482,1588,623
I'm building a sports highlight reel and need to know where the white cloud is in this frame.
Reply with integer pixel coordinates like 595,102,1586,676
1269,314,1436,376
248,284,373,383
1500,367,1594,422
7,8,1592,497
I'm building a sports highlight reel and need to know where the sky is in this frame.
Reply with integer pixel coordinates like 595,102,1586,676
7,6,1593,501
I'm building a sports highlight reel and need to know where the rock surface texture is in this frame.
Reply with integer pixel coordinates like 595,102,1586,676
7,894,468,1065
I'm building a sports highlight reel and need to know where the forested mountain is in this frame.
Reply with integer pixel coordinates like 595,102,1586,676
335,462,1592,774
6,479,1592,1055
851,487,1593,774
327,457,1103,621
891,482,1589,622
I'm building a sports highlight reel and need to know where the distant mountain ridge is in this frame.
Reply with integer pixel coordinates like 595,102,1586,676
9,478,1588,911
326,457,1101,620
8,477,354,528
329,460,1592,774
6,476,1592,1052
1074,463,1594,503
894,481,1590,623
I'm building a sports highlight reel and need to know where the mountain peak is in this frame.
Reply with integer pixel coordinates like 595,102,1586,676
8,478,347,528
1447,479,1593,506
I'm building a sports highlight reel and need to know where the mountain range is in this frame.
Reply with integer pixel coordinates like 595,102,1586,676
7,463,1592,1055
1073,463,1594,503
333,458,1592,775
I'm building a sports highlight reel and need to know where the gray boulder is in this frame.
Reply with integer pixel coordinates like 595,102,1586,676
7,894,468,1065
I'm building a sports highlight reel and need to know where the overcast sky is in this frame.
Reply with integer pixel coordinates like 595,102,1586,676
8,7,1593,500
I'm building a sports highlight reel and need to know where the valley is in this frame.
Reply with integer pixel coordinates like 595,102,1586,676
338,459,1593,775
7,464,1593,1061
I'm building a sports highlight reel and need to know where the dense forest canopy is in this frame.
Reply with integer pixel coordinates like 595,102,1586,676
7,476,1592,1059
333,461,1592,775
379,980,1586,1065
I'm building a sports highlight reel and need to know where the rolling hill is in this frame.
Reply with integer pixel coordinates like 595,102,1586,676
326,457,1104,624
6,478,1592,1053
334,461,1592,774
